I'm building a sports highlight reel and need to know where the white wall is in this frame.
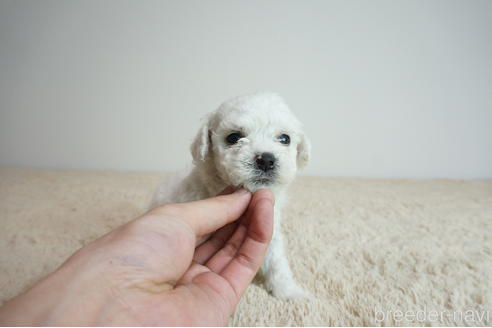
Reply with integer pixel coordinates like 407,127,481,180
1,0,491,178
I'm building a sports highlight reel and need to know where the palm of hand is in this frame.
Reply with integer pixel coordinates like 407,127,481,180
96,189,273,326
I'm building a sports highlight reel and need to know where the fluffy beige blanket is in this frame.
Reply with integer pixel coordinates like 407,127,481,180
0,168,491,326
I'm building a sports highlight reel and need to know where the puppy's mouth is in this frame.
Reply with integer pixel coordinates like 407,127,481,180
252,177,274,185
250,171,276,186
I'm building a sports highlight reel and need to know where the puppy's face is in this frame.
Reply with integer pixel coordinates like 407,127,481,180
191,93,310,191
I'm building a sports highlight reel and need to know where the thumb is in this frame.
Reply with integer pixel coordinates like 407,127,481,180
154,188,252,237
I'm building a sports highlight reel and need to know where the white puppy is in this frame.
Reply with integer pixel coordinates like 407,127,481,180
150,92,311,299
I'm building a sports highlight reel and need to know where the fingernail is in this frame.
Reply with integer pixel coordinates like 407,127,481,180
219,186,236,195
234,188,250,195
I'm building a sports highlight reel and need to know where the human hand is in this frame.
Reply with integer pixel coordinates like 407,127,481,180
0,188,274,326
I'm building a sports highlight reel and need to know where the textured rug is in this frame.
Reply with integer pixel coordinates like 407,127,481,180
0,168,491,326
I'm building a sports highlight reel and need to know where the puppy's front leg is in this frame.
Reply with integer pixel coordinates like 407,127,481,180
260,210,311,299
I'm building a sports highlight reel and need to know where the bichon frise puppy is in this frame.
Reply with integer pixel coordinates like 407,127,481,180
150,92,311,299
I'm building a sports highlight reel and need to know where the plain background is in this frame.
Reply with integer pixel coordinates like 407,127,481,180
1,0,491,178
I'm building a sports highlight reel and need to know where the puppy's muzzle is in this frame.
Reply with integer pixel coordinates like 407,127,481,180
255,152,276,173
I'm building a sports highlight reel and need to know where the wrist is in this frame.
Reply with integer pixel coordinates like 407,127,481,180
0,249,116,325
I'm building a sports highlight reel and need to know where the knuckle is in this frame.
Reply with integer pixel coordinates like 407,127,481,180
221,241,239,257
234,251,257,271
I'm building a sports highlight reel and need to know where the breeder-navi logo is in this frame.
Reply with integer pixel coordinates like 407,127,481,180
374,307,490,324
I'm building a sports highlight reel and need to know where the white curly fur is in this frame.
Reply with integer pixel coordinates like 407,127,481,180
150,92,311,299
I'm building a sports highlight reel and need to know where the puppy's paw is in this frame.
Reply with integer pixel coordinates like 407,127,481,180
267,282,313,300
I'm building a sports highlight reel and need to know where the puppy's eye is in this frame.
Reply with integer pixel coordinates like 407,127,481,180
278,134,290,145
226,132,243,145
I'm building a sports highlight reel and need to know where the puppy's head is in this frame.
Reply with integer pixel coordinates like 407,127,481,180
191,92,310,191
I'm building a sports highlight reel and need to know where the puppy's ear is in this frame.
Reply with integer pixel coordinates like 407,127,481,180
297,133,311,169
190,115,212,163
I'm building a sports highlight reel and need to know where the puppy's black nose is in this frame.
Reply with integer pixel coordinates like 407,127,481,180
255,152,276,172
